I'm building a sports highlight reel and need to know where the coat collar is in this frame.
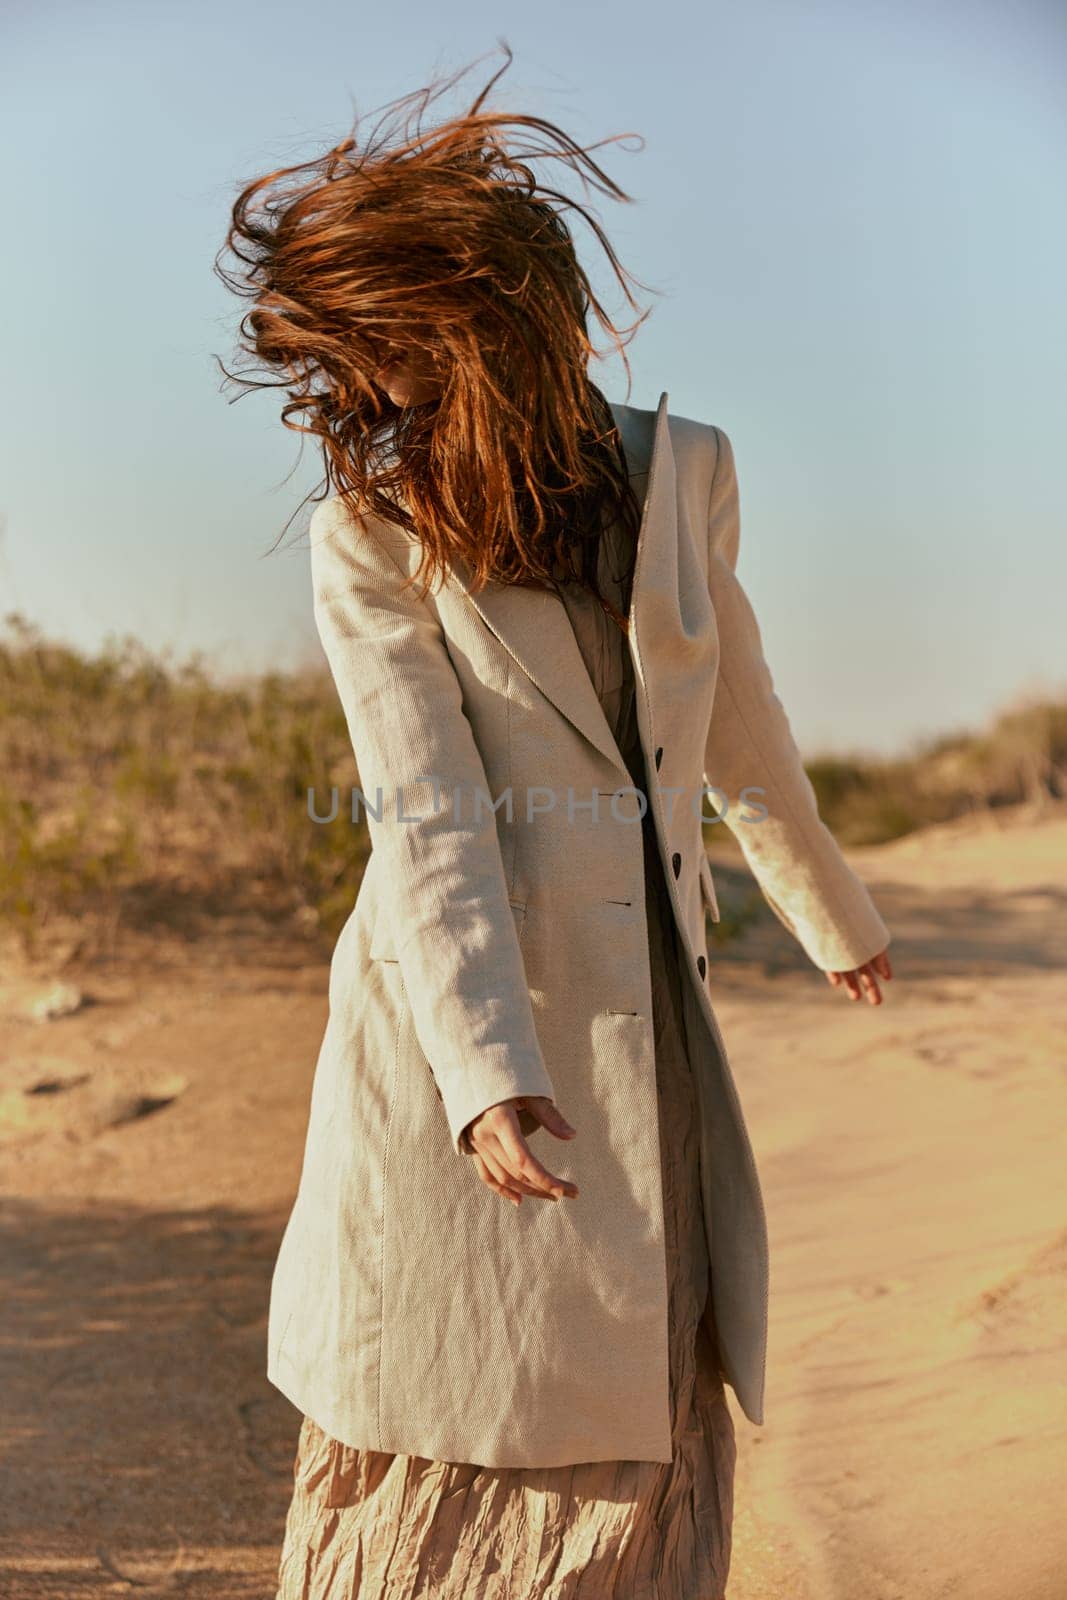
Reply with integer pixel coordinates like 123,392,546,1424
446,391,699,781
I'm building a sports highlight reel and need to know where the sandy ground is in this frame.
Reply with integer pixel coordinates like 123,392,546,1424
1,802,1064,1598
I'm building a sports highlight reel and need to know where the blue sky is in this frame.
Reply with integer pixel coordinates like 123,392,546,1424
2,0,1064,758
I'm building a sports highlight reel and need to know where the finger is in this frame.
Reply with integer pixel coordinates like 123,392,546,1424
826,970,842,987
495,1163,560,1199
478,1142,555,1200
858,966,882,1005
873,951,893,981
472,1150,523,1206
472,1152,521,1206
505,1132,579,1196
469,1114,551,1192
842,970,862,1001
489,1124,572,1197
478,1143,524,1192
525,1097,577,1139
494,1127,578,1199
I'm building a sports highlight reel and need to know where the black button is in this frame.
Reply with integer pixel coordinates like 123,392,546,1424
672,851,681,878
654,746,663,770
697,955,707,979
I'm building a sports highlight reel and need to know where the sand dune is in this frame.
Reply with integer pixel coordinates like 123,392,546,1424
2,803,1064,1596
718,804,1067,1599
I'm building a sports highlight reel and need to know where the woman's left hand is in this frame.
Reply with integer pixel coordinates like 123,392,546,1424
825,948,893,1005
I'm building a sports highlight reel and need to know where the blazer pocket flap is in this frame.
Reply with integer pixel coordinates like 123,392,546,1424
369,898,527,962
699,855,721,924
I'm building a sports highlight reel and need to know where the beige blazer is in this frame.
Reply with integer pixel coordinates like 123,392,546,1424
267,392,891,1468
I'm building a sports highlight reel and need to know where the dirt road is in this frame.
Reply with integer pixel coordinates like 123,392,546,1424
3,805,1064,1597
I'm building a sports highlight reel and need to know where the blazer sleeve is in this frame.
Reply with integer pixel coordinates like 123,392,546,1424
701,427,892,972
310,496,556,1155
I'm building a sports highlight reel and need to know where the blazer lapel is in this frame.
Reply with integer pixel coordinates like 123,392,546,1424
447,392,677,780
447,390,713,784
627,393,718,714
449,557,626,776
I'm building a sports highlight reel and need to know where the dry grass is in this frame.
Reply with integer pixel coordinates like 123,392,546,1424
0,612,368,968
3,610,1064,967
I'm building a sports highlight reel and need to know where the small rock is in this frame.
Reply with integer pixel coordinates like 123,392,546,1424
30,982,84,1022
27,1070,91,1096
99,1073,188,1129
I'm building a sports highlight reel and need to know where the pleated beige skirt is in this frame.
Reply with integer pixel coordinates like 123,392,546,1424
275,546,737,1598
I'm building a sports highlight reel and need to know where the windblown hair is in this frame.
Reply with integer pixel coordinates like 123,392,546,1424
214,44,656,630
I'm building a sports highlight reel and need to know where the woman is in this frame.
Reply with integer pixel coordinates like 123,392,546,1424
217,47,892,1600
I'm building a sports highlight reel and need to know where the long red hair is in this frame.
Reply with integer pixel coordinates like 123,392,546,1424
214,43,658,629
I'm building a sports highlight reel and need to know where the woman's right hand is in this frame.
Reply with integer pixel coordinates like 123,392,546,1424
463,1096,579,1207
